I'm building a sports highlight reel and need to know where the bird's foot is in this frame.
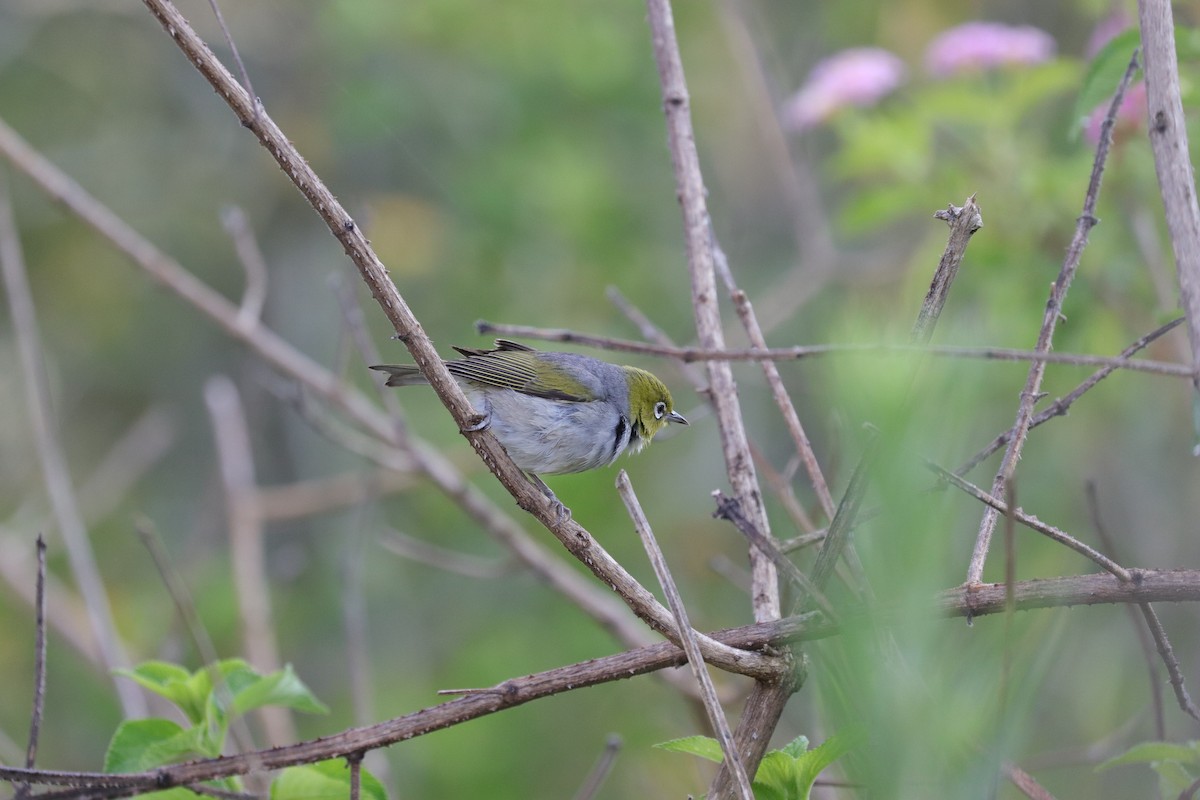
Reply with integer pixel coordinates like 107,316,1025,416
528,473,571,525
462,409,491,433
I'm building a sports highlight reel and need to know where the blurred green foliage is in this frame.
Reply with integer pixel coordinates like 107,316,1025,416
1,0,1198,798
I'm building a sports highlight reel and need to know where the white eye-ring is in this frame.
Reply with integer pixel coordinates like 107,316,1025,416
654,401,667,420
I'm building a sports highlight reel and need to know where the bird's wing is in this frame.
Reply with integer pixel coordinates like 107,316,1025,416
447,347,592,402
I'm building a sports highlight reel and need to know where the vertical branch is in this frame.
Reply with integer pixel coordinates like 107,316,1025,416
1137,0,1200,408
204,376,295,746
13,535,48,800
26,535,47,771
643,0,778,623
966,52,1138,584
0,179,145,719
641,3,788,794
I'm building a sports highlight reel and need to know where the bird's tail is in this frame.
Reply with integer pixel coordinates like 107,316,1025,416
370,364,428,387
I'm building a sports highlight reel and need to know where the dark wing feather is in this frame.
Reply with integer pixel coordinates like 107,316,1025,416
447,343,590,402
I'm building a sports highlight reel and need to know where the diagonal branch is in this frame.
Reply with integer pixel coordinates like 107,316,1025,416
966,49,1141,584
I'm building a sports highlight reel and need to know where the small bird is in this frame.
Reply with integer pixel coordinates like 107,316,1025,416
371,339,688,514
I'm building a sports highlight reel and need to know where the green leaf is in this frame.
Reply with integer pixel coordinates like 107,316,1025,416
1098,740,1200,770
1152,759,1200,798
654,735,725,764
779,736,810,760
113,662,205,724
198,689,227,758
271,760,387,800
104,719,205,773
792,732,857,798
1071,28,1141,135
752,751,798,800
232,664,330,717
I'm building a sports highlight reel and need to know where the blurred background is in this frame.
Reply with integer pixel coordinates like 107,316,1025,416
0,0,1197,797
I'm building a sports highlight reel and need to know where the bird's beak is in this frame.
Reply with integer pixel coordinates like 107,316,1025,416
667,411,688,425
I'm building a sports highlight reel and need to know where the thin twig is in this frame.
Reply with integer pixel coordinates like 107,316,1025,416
220,206,268,329
1083,482,1165,738
475,320,1195,378
966,49,1141,584
133,518,222,670
0,536,100,666
712,492,837,621
1138,602,1200,723
204,0,259,123
955,317,1185,475
134,518,261,757
0,178,145,718
14,535,48,800
926,461,1131,580
713,236,836,521
617,472,754,800
571,735,621,800
605,286,707,390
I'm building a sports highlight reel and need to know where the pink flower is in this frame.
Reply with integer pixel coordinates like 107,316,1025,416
925,22,1056,76
782,47,906,131
1084,81,1146,144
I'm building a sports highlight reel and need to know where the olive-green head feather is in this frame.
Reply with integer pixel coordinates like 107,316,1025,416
622,366,688,450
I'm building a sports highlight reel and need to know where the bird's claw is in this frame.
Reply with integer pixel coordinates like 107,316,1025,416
462,410,491,433
528,473,571,524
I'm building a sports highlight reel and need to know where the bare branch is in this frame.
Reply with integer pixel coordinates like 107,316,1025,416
9,568,1200,796
476,320,1194,378
928,462,1130,580
642,0,778,626
13,535,48,800
955,317,1185,475
1138,1,1200,405
713,237,836,522
966,50,1141,584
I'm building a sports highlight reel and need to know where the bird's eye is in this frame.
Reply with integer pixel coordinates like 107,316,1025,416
654,401,667,420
